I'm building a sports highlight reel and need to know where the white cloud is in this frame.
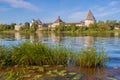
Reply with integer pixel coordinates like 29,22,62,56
95,9,120,17
92,1,120,18
68,11,86,21
0,6,9,11
109,1,119,6
1,0,39,11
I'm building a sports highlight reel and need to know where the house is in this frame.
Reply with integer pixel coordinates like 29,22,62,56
114,26,120,30
30,19,48,31
48,16,64,30
14,25,23,31
30,19,43,28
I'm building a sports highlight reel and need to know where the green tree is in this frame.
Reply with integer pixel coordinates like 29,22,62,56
24,22,30,29
97,21,109,31
89,23,97,31
105,20,118,30
70,24,76,32
30,23,38,32
10,23,16,30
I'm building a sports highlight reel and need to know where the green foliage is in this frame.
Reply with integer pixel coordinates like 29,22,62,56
0,23,16,31
29,23,38,32
55,23,77,32
19,22,30,32
70,24,77,32
24,22,30,29
0,24,8,31
9,23,16,30
19,22,38,32
21,22,30,31
54,20,120,32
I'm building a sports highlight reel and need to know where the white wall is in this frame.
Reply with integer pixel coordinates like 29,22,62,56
85,20,95,26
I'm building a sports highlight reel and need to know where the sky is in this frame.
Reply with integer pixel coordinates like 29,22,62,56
0,0,120,24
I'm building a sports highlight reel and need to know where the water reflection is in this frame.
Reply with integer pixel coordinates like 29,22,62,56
84,36,95,47
0,32,120,68
15,32,21,40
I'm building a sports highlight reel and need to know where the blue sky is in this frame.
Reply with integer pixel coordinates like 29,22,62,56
0,0,120,24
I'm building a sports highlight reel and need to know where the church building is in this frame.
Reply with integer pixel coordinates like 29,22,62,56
27,10,96,31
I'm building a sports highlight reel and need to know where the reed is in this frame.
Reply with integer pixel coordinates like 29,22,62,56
0,42,107,68
77,47,107,68
0,46,12,68
11,42,70,66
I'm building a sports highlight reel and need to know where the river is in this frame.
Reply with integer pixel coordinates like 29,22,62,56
0,32,120,69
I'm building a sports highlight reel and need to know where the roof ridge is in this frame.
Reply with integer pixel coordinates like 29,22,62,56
54,16,64,23
85,10,96,21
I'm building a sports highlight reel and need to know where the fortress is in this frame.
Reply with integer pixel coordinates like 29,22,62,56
15,10,96,31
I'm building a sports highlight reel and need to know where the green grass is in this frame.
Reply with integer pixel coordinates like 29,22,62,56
0,41,107,68
11,42,70,66
0,46,12,68
77,47,107,68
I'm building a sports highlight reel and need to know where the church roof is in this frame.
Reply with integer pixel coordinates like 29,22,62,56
37,19,42,24
32,19,42,25
85,10,96,21
54,16,64,23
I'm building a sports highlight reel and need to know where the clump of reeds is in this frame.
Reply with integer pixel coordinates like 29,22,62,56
11,41,71,66
0,46,12,68
77,47,107,68
0,41,107,68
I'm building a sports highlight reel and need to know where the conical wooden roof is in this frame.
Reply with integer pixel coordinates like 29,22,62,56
32,19,42,25
85,10,96,22
37,19,42,25
54,16,63,23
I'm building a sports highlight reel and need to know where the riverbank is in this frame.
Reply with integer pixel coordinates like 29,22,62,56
1,29,120,34
0,65,120,80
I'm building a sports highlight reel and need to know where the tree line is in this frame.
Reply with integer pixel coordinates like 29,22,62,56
0,22,38,32
0,20,120,32
55,20,120,32
0,23,16,31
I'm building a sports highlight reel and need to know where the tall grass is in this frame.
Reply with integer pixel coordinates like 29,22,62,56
77,47,107,68
11,42,70,66
0,46,12,68
0,41,107,68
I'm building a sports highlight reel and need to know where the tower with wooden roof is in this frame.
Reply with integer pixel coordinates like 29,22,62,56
84,10,96,26
51,16,64,28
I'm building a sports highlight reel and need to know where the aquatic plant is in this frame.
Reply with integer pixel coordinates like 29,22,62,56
0,41,107,68
0,46,12,68
11,41,70,66
5,71,24,80
77,47,107,68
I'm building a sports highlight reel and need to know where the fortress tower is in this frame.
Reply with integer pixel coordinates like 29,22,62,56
84,10,96,26
51,16,64,28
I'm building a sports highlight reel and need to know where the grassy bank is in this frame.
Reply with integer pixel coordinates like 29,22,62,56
0,41,107,69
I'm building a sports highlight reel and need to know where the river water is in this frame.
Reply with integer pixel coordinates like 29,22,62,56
0,32,120,69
